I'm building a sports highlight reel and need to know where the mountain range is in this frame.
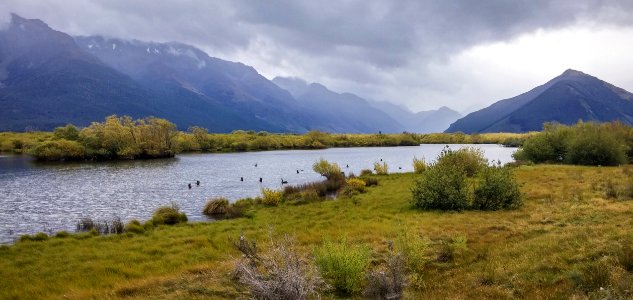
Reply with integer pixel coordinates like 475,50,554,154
446,69,633,133
0,14,460,133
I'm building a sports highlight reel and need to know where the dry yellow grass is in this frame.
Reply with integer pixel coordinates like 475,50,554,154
1,164,632,299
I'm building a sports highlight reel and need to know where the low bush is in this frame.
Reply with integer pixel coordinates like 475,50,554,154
314,238,372,296
19,232,49,242
437,146,487,177
346,178,366,193
362,177,379,187
411,156,469,211
151,204,188,225
374,161,389,175
124,220,145,234
395,229,429,272
202,197,229,217
516,122,630,165
360,169,373,176
363,253,405,300
313,158,343,180
261,188,283,206
54,231,70,238
412,156,426,174
473,166,522,210
233,234,325,300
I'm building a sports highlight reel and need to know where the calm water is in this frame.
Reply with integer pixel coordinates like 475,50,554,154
0,144,515,243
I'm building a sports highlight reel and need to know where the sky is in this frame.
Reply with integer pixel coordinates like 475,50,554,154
2,0,633,114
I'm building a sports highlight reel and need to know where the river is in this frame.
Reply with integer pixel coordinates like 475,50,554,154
0,144,516,243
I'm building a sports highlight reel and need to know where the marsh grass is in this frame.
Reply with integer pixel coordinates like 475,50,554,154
1,165,633,299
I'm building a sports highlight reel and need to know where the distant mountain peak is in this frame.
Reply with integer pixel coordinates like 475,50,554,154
561,69,586,77
9,13,49,31
446,69,633,133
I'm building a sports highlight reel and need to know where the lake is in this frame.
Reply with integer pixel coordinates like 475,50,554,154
0,144,516,243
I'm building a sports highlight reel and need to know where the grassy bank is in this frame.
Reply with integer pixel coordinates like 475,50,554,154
1,165,632,299
0,115,530,161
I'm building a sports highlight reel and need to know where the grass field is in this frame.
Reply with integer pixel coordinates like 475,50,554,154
1,165,632,299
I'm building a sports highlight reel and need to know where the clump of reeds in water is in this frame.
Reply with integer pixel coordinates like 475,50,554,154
75,217,124,235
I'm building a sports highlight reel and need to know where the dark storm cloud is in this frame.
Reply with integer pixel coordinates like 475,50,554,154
2,0,633,110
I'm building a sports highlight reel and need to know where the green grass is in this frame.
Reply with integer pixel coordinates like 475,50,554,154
1,165,633,299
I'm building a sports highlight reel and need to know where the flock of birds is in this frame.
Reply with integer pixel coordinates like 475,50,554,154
186,160,403,189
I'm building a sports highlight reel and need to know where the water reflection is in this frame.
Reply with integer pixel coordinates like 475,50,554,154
0,145,515,243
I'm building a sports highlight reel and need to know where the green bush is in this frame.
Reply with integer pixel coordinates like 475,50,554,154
202,197,230,217
516,122,629,166
30,139,86,161
565,123,627,166
412,156,426,174
360,169,373,176
314,238,372,296
473,166,522,210
313,158,343,180
54,231,70,238
261,188,283,206
124,220,145,234
362,177,379,187
437,146,487,177
411,152,469,211
346,178,366,193
151,204,188,225
373,161,389,175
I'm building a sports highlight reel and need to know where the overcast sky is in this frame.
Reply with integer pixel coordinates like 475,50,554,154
2,0,633,113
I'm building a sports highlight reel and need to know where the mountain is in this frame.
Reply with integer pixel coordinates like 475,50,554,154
272,77,403,133
74,36,315,132
370,100,462,133
446,69,633,133
0,14,167,131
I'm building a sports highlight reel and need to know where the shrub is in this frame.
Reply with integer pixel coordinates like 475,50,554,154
412,156,426,174
30,139,86,161
437,235,468,263
346,178,366,193
437,146,487,177
313,158,342,180
151,203,188,225
363,177,379,187
363,253,405,300
374,161,389,175
566,123,626,166
473,166,522,210
314,238,372,296
54,231,70,238
411,156,469,211
202,197,230,217
19,235,34,242
516,122,629,165
233,234,325,300
395,229,429,272
261,188,283,206
360,169,373,176
284,190,322,205
124,220,145,234
33,232,49,241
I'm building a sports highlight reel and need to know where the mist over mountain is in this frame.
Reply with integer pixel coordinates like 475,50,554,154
272,77,406,133
0,14,475,134
446,69,633,133
369,100,462,133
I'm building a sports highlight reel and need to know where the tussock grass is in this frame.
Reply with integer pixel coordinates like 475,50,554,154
1,165,633,299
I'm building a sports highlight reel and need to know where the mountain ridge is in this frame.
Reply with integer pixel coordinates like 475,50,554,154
445,69,633,133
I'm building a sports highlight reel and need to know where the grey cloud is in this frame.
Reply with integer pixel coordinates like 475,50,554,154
2,0,633,111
